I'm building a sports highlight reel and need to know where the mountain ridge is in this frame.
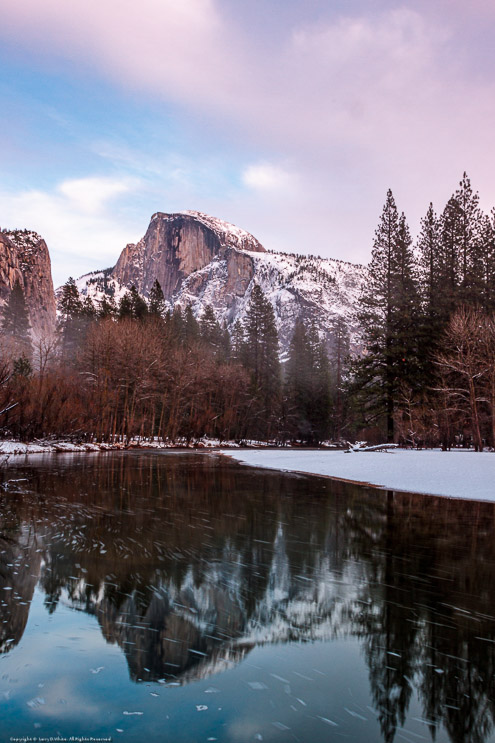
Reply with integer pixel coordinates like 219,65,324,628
73,210,366,352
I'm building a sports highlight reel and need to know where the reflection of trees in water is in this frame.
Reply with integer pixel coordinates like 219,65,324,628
345,489,495,743
1,453,495,741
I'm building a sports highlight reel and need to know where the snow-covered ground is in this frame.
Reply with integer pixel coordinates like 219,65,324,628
0,437,242,458
221,449,495,502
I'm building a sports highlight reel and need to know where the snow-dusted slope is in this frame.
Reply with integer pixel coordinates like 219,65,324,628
70,211,366,352
176,248,365,351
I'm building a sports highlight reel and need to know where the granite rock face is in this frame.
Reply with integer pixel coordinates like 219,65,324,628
0,230,57,338
111,211,265,299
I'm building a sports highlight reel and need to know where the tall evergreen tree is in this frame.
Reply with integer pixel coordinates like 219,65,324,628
148,279,166,317
183,305,200,345
416,204,443,385
98,294,117,319
455,172,482,301
329,316,350,439
353,191,419,441
230,319,246,364
118,286,148,320
58,277,85,355
417,203,441,316
82,295,97,320
1,279,32,357
129,286,148,320
244,285,281,438
200,305,225,358
479,213,495,311
118,291,133,320
436,174,483,316
286,320,331,443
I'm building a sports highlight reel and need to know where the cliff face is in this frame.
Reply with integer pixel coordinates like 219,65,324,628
111,211,265,299
0,230,57,338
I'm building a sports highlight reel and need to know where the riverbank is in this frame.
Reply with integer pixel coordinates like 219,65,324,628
221,448,495,501
0,437,275,456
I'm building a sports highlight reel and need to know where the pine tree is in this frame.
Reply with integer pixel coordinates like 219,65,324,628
417,203,441,316
393,213,420,393
98,294,117,319
148,279,166,317
200,305,224,356
1,279,32,357
118,286,148,320
183,305,199,345
329,316,350,440
82,295,97,319
129,286,148,320
353,191,419,441
59,277,83,319
58,277,85,355
436,174,483,316
286,319,312,440
285,320,330,443
455,172,482,301
244,285,281,438
118,292,133,320
165,305,184,345
479,213,495,312
230,319,246,364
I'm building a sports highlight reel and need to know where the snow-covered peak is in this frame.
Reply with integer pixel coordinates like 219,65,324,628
179,210,264,249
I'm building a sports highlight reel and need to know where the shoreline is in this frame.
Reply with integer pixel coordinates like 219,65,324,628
2,441,494,503
220,448,495,502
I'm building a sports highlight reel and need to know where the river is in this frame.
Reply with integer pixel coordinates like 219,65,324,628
0,451,494,743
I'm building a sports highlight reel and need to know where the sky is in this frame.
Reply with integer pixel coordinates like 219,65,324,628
1,0,495,286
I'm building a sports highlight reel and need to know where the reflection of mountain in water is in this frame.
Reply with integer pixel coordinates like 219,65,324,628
1,453,495,742
0,510,42,655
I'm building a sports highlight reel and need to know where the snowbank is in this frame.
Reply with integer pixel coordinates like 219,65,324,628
221,449,495,502
0,437,242,458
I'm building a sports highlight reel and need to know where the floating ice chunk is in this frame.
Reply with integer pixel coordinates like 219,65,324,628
272,722,290,731
344,707,367,720
317,716,338,726
27,697,45,709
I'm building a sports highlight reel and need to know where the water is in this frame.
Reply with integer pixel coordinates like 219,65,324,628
0,452,494,743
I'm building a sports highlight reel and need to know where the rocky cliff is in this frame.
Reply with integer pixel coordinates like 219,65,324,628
0,230,57,337
111,211,265,298
74,210,366,353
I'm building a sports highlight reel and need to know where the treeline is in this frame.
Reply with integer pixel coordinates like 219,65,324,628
352,173,495,449
3,170,495,448
0,277,338,444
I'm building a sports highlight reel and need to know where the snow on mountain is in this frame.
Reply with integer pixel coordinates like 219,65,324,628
69,211,366,353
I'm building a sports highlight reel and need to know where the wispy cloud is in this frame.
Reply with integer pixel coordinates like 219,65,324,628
57,176,137,215
242,163,298,193
0,177,142,285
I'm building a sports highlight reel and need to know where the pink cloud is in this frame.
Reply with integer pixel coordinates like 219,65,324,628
2,1,495,262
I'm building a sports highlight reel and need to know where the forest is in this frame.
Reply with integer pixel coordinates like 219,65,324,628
1,172,495,449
